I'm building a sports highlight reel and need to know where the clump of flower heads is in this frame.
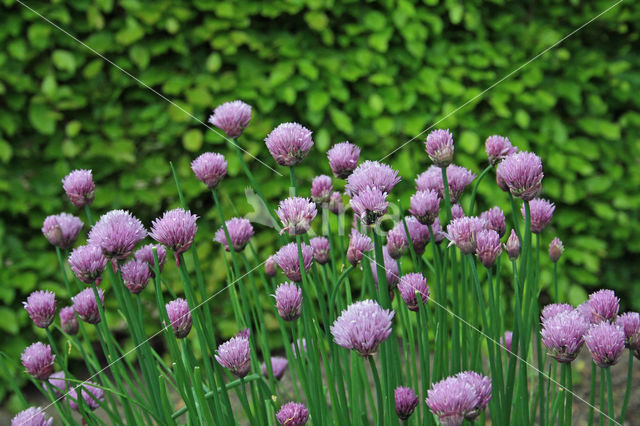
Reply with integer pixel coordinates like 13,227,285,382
331,300,394,357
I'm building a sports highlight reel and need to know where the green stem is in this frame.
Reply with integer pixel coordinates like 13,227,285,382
467,164,492,215
368,356,384,426
440,167,452,221
599,367,605,426
619,350,633,423
605,367,614,426
588,361,597,425
329,265,356,312
554,261,559,303
565,363,573,426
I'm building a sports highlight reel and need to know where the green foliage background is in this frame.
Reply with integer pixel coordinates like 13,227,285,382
1,0,639,406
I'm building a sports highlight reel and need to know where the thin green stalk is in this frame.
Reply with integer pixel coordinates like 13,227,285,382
289,166,297,195
467,164,492,215
553,261,559,303
329,265,356,313
619,350,634,423
588,361,597,425
600,367,605,426
605,367,614,426
565,363,573,426
558,364,567,426
368,356,384,426
440,167,452,221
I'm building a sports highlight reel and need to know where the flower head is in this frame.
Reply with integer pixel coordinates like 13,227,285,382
120,260,151,294
386,223,408,259
541,303,574,323
370,246,400,288
404,216,431,255
59,307,78,335
328,191,345,215
311,175,333,204
274,282,303,321
345,160,400,197
214,218,254,252
215,336,251,378
446,217,486,255
410,190,440,225
191,152,227,189
62,169,95,208
444,165,476,204
456,371,492,420
451,204,465,220
265,255,277,277
394,387,419,421
425,129,455,167
68,383,104,411
549,237,564,262
501,331,513,352
236,328,251,339
588,289,619,323
42,213,83,250
149,208,198,260
585,322,626,367
485,135,517,165
262,356,289,381
276,197,317,236
398,273,429,312
208,100,252,138
504,229,521,260
68,245,108,284
351,187,389,226
432,218,445,244
88,210,147,260
480,207,506,237
415,166,442,193
21,343,55,380
496,152,543,201
310,236,330,265
166,298,192,339
24,291,56,329
327,142,360,179
331,300,394,357
425,376,481,426
347,229,374,266
72,288,104,324
475,229,502,267
616,312,640,350
275,242,314,282
265,122,313,166
276,402,309,426
523,198,555,234
541,310,589,363
134,244,167,273
11,407,53,426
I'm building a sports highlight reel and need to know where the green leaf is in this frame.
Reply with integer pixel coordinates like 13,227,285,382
307,90,330,112
183,129,204,152
0,308,18,334
52,50,76,72
28,103,59,135
329,107,354,135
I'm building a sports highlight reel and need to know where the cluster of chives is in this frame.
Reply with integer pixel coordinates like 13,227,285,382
9,99,637,426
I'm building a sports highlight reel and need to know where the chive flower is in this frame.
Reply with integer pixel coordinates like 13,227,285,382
426,374,489,426
398,273,429,312
541,303,574,323
265,255,277,277
370,246,400,288
588,289,619,323
310,236,330,265
501,331,513,352
59,306,78,335
276,402,309,426
346,229,374,266
480,206,506,237
215,336,251,378
386,222,408,260
432,218,445,244
191,152,228,189
149,208,198,262
24,290,56,329
351,187,389,226
62,169,95,208
236,328,251,339
451,204,465,220
443,165,476,204
475,229,502,267
485,135,517,165
42,213,83,250
68,383,104,411
504,229,521,260
134,244,167,274
394,386,419,421
166,298,192,339
72,288,104,324
331,299,394,357
21,342,55,380
496,151,543,201
425,129,455,167
541,310,589,363
208,100,252,138
120,260,151,294
275,242,314,282
616,312,640,350
522,198,555,233
548,237,564,262
456,371,492,421
415,166,441,193
404,216,431,255
214,217,254,252
328,191,345,215
345,160,401,196
409,189,440,225
276,197,317,236
265,122,314,166
446,216,486,255
585,322,626,367
327,141,360,179
274,282,303,321
68,245,108,285
310,175,333,204
88,210,147,260
262,356,289,381
11,407,53,426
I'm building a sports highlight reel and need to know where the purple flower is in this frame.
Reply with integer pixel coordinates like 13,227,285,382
62,169,95,208
24,291,56,329
432,218,445,244
541,310,589,363
425,376,480,426
577,302,593,323
415,166,442,193
370,246,400,288
475,229,502,267
345,160,401,197
541,303,574,323
496,152,543,201
549,237,564,262
274,282,303,321
446,217,486,255
208,100,252,138
215,336,251,378
456,371,492,420
404,216,431,255
386,223,408,260
331,299,394,357
236,328,251,339
501,331,513,352
276,197,317,236
522,198,555,234
275,242,314,282
262,356,289,381
485,135,517,166
425,129,455,167
328,191,345,215
327,141,360,179
191,152,227,189
480,207,506,237
72,288,104,324
398,273,429,312
68,383,104,411
21,343,55,380
166,298,192,339
351,187,389,226
120,260,151,294
588,289,619,323
265,255,277,277
11,407,53,426
214,218,254,251
451,204,465,220
68,245,108,285
59,306,79,335
310,175,333,204
149,208,198,261
42,213,83,250
504,229,521,260
88,210,147,260
265,122,313,166
444,165,476,204
394,386,419,421
310,236,330,265
409,190,441,225
276,402,309,426
346,229,374,266
617,312,640,350
134,244,167,273
48,372,68,396
585,322,626,367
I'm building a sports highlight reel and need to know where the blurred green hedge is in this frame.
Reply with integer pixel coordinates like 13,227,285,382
2,0,640,406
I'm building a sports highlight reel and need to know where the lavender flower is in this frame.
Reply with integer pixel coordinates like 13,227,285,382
68,245,108,285
274,282,303,321
265,122,313,166
262,356,288,380
398,273,429,312
276,402,309,426
485,135,517,165
616,312,640,350
585,322,626,367
11,407,53,426
496,151,543,201
88,210,147,260
24,291,56,329
191,152,227,189
134,244,167,273
327,141,360,179
72,288,104,324
425,129,455,167
215,336,251,378
346,229,374,266
208,100,252,138
432,218,445,244
541,310,589,363
42,213,83,249
68,383,104,411
120,260,151,294
456,371,492,420
331,300,394,357
275,242,314,282
62,169,95,208
214,218,254,251
345,160,400,196
451,204,465,220
236,328,251,339
386,223,408,259
425,376,479,426
588,289,619,323
415,166,441,193
501,331,513,352
370,246,400,288
475,229,502,267
548,237,564,262
311,175,333,204
480,207,506,237
394,387,419,420
541,303,574,323
523,198,555,233
328,191,345,215
446,217,486,255
310,236,330,265
57,306,78,335
149,208,198,261
444,165,476,204
166,298,192,338
409,189,441,225
351,187,388,226
504,229,521,260
577,302,593,323
21,343,55,380
265,255,277,277
47,371,67,395
276,197,317,236
404,216,431,255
